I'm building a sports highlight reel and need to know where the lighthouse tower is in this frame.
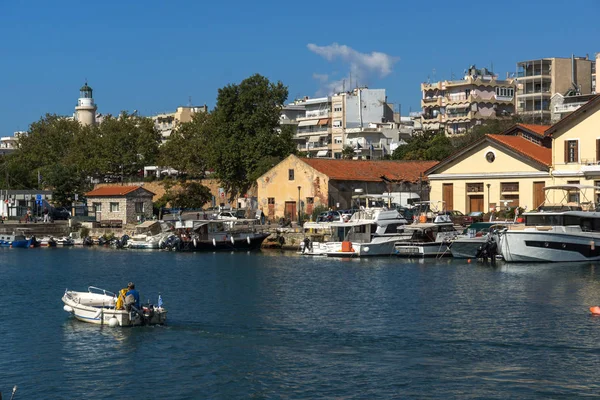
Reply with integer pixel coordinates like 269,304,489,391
75,82,97,126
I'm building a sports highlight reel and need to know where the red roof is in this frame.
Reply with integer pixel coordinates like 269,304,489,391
86,185,154,197
301,158,438,182
515,123,551,137
487,134,551,166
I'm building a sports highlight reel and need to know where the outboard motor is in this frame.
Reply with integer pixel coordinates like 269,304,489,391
476,235,498,266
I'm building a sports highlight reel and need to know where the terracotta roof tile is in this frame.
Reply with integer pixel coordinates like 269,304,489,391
301,158,438,183
86,185,153,197
487,134,551,167
515,123,551,137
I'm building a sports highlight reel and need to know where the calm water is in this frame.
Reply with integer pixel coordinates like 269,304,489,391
2,248,600,399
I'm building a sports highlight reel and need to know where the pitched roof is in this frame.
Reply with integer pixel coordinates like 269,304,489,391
86,185,155,197
546,94,600,136
514,123,551,137
300,158,438,182
487,134,551,166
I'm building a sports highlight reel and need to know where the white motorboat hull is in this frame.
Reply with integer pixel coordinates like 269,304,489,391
325,236,404,257
500,228,600,263
127,241,160,249
62,289,167,327
395,241,451,257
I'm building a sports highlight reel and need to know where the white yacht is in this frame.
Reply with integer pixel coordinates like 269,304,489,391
395,216,458,257
500,185,600,263
302,197,410,257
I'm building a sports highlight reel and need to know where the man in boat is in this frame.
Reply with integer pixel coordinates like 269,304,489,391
125,282,140,309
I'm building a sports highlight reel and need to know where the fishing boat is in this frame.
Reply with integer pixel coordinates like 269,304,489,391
500,185,600,263
0,230,37,248
165,219,269,251
62,286,167,327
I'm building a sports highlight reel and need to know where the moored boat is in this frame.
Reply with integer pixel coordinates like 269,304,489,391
500,185,600,263
62,286,167,327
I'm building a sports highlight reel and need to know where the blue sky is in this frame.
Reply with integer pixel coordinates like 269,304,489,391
1,0,599,134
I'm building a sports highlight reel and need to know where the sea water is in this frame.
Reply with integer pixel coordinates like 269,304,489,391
1,247,600,399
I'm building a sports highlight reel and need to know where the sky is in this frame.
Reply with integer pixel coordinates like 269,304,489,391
1,0,599,135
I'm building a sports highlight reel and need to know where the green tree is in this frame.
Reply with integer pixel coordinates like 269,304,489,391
40,163,87,207
169,181,212,209
391,131,452,161
342,145,355,159
158,112,212,178
97,113,161,181
207,74,294,200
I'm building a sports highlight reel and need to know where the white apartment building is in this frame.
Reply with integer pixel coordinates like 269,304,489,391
288,88,399,159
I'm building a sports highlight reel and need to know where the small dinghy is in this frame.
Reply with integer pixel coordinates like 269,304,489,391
590,306,600,315
62,286,167,327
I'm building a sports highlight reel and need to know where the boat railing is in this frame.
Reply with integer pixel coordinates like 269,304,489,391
87,286,117,298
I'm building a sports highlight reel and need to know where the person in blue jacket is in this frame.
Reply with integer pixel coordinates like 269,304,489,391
125,282,140,309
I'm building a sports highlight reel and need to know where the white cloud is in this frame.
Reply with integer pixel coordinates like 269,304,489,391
307,43,398,95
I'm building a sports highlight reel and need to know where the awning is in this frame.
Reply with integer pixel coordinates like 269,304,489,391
317,118,330,126
446,104,470,110
308,135,320,142
298,120,318,127
316,150,329,157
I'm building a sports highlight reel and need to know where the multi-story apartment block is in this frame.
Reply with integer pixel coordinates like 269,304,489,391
421,65,516,136
288,88,398,159
293,96,332,158
515,55,594,121
152,105,208,143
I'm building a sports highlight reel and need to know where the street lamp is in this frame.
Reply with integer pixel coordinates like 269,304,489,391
297,186,301,224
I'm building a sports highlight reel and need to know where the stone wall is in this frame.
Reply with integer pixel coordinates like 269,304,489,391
94,179,257,208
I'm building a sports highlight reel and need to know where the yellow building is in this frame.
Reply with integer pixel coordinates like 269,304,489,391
427,95,600,213
426,124,552,214
257,155,436,221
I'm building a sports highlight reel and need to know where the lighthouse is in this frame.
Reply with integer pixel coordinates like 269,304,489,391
75,82,97,126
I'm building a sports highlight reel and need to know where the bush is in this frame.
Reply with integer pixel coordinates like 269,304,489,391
80,226,90,238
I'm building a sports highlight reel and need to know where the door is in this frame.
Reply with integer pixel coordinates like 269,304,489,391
285,201,297,221
442,183,454,211
533,181,545,210
469,195,484,213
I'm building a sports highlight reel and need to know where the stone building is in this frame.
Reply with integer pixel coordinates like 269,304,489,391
256,155,436,221
85,185,155,224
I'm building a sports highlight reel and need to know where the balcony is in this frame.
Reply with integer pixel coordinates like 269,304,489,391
581,159,600,175
422,114,442,122
296,128,329,137
299,110,330,119
516,71,551,79
421,97,443,107
554,103,586,114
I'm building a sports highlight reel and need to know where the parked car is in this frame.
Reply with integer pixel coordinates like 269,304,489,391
51,207,71,220
216,211,237,221
464,211,485,224
316,211,342,223
441,210,470,226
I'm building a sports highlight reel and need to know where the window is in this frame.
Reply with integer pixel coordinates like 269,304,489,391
135,202,144,213
495,87,514,97
466,183,484,193
288,169,294,180
501,182,519,192
334,136,342,144
564,140,579,163
334,152,342,159
333,103,342,112
268,198,275,205
110,202,119,212
93,202,101,212
333,120,342,128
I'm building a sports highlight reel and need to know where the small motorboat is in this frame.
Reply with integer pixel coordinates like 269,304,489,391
55,236,75,246
62,286,167,327
39,236,57,247
590,306,600,315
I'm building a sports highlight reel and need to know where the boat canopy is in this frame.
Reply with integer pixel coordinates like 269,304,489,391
543,184,600,191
